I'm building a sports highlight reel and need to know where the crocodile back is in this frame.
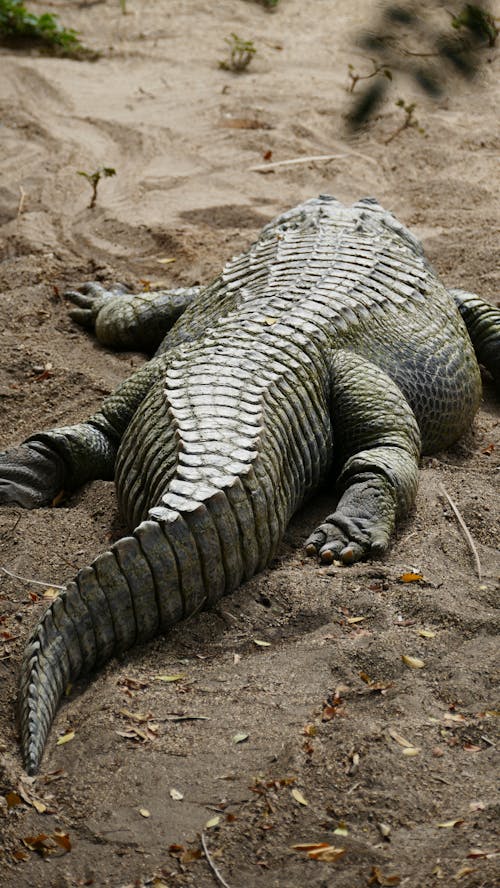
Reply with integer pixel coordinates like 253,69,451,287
117,196,481,526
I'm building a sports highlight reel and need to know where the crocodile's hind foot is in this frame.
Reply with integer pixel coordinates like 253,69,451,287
305,478,393,564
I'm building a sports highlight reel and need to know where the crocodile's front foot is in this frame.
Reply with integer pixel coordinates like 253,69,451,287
66,282,130,336
0,441,66,508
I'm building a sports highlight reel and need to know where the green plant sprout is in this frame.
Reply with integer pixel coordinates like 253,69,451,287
0,0,90,57
77,167,116,209
384,99,424,145
219,34,257,72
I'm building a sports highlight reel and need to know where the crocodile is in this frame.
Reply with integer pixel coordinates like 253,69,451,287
0,195,498,775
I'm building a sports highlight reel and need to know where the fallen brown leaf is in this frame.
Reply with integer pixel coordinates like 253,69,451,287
368,865,401,886
402,654,425,669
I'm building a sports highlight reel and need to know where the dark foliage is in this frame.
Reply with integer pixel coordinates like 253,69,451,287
347,2,497,128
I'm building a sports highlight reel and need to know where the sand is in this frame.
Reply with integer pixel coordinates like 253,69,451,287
0,1,499,886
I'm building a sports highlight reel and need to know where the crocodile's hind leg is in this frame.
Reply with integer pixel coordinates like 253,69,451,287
66,283,201,352
0,351,169,508
450,289,500,389
305,350,421,565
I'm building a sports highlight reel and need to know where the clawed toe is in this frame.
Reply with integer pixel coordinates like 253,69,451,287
305,513,389,565
65,282,131,331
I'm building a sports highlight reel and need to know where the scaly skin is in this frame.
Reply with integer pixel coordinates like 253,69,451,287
0,195,498,774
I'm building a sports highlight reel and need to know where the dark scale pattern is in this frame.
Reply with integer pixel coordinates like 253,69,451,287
7,195,497,774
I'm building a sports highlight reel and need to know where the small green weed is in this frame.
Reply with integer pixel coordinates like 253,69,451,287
384,99,425,144
77,167,116,210
219,33,257,72
0,0,93,57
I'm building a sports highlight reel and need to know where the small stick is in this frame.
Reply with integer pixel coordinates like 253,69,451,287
0,566,66,591
17,186,26,217
249,148,378,172
249,153,348,171
201,831,232,888
439,483,482,580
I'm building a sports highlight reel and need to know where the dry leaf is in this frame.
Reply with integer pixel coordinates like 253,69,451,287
347,616,365,624
53,832,71,853
417,628,435,638
308,846,346,862
292,842,345,862
453,866,475,880
253,639,271,647
156,257,176,264
6,791,22,808
443,712,467,723
333,825,349,836
56,730,75,746
119,708,151,723
22,831,71,858
205,815,221,829
154,673,184,682
303,723,317,737
42,587,59,600
437,818,465,828
402,746,421,756
399,571,423,582
32,798,47,814
378,822,391,839
402,655,425,669
139,808,150,817
180,848,203,863
170,788,184,801
368,865,401,886
291,788,308,806
233,732,249,744
388,728,414,748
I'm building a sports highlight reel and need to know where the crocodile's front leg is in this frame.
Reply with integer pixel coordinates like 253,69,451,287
66,283,201,352
0,351,169,509
305,350,421,564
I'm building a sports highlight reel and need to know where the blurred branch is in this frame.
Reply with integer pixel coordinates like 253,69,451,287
346,2,498,129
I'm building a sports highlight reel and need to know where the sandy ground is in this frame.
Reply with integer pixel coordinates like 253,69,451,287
0,1,499,886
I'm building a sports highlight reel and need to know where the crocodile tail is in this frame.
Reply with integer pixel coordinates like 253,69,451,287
18,475,272,774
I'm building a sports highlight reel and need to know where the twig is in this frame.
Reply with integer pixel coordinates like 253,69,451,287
439,483,482,580
0,512,22,540
17,186,26,218
249,153,348,171
201,830,232,888
0,567,66,591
